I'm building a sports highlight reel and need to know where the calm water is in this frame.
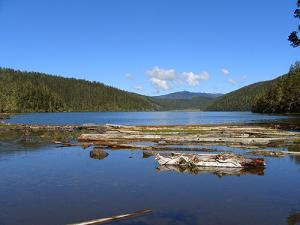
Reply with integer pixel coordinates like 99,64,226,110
0,144,300,225
6,111,290,125
1,112,300,225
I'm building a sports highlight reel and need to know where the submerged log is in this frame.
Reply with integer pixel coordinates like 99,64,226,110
249,150,285,157
143,151,154,158
155,153,265,168
248,149,300,157
68,209,152,225
54,141,79,148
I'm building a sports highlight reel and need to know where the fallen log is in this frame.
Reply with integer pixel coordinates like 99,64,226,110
156,165,265,177
91,141,221,152
68,209,152,225
78,133,288,146
155,153,265,168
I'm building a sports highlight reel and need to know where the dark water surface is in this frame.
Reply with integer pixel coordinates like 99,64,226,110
1,112,300,225
6,111,291,125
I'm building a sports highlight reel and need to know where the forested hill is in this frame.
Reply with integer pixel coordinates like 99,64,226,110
206,80,274,111
252,64,300,113
0,68,159,112
206,62,300,113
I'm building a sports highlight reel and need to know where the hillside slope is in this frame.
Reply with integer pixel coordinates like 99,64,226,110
0,68,159,112
252,67,300,113
206,80,275,111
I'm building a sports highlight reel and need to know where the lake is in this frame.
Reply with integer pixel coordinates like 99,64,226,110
1,112,300,225
5,111,292,125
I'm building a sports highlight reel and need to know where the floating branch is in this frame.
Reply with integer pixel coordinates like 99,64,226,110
68,209,152,225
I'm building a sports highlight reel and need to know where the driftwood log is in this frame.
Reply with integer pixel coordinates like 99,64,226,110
68,209,152,225
155,153,265,168
156,165,265,177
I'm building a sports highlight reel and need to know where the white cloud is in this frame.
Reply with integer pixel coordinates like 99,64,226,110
228,79,237,85
221,68,230,76
146,66,210,91
150,77,169,91
183,71,210,86
125,73,133,80
146,66,176,81
134,85,143,91
146,66,176,91
241,75,247,80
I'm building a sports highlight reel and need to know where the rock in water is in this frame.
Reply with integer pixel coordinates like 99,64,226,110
90,148,109,160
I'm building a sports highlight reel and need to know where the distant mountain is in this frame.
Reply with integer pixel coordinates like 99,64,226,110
154,91,223,100
151,91,222,111
151,96,215,111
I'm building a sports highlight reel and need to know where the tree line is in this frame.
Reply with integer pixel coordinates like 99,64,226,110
252,62,300,113
0,68,159,113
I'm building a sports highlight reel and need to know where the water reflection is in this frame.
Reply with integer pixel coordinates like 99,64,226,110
287,211,300,225
116,210,202,225
289,144,300,165
0,140,49,159
156,165,265,177
290,155,300,165
89,147,109,160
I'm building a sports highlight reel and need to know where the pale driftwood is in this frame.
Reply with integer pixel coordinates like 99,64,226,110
92,141,221,152
77,123,300,150
282,151,300,155
68,209,152,225
78,133,292,146
155,153,265,168
157,165,265,177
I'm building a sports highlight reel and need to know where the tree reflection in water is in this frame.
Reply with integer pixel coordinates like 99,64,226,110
289,144,300,165
287,211,300,225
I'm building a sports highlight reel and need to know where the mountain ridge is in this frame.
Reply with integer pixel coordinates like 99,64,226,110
153,91,223,100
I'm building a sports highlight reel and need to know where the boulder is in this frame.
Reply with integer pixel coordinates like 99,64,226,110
90,148,109,160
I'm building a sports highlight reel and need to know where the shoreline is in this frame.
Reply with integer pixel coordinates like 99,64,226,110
1,123,299,151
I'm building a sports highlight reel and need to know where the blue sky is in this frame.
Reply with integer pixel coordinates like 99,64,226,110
0,0,298,95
